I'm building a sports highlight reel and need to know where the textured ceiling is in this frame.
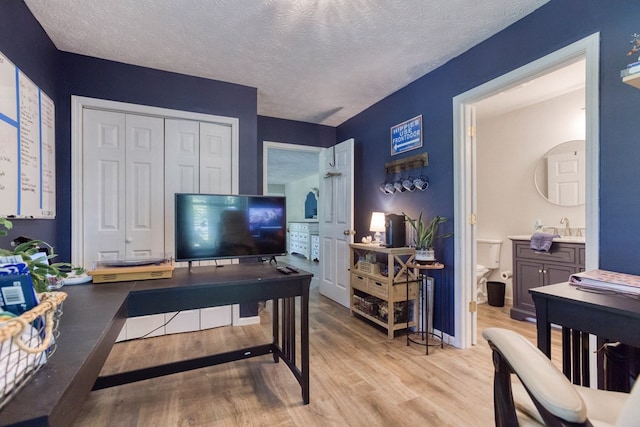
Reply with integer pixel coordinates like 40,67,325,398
24,0,549,126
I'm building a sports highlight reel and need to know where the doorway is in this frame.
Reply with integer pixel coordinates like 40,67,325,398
452,33,600,349
263,141,322,274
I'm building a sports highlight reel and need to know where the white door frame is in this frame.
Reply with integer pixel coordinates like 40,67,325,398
452,33,600,349
71,95,239,268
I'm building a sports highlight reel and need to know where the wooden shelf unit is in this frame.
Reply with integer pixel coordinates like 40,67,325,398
349,243,418,338
623,73,640,89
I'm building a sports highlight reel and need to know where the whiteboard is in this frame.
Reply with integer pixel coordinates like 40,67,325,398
0,50,55,218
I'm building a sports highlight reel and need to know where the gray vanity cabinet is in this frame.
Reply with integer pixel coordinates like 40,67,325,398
510,240,585,320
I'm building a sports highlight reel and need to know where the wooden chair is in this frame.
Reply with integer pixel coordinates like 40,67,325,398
483,327,640,426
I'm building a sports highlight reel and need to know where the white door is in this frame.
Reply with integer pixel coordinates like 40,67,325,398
547,149,585,206
164,119,200,258
199,122,232,194
164,119,233,265
319,138,354,307
82,109,164,266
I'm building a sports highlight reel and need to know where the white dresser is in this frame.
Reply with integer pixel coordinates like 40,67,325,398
311,235,320,261
288,222,319,259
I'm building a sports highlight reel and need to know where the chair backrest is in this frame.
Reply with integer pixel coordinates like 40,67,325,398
483,327,588,425
616,379,640,426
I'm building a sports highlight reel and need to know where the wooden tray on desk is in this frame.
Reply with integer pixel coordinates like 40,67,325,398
89,260,174,283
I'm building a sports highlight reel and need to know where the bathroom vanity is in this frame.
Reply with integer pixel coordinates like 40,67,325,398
509,235,585,320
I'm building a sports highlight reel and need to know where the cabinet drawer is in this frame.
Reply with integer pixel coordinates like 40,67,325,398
368,278,388,298
514,242,577,264
290,231,300,240
351,273,368,291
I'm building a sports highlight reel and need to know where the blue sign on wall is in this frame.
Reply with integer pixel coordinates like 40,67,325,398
390,115,422,155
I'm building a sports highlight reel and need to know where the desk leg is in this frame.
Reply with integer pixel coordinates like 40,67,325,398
535,300,552,358
580,331,590,387
562,327,571,379
301,284,310,404
272,298,279,363
282,297,296,363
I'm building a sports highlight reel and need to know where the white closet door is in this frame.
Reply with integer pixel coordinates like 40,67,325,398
164,119,200,256
125,114,165,258
200,122,232,193
82,109,126,264
82,110,164,266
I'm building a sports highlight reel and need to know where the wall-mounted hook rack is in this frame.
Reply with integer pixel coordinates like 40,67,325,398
384,153,428,175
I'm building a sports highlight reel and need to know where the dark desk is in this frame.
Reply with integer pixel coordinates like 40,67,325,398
530,282,640,388
1,264,312,426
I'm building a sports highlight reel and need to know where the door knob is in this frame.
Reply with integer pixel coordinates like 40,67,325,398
343,230,355,236
125,237,132,243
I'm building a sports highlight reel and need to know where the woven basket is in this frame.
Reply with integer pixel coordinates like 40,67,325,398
0,291,67,410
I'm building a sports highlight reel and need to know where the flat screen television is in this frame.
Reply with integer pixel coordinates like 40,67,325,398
174,193,287,262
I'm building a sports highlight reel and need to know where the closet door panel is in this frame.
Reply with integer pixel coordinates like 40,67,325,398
200,122,232,194
82,109,126,264
164,119,200,257
125,114,165,258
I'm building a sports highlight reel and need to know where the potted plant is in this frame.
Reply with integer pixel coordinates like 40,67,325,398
404,212,452,264
0,218,71,293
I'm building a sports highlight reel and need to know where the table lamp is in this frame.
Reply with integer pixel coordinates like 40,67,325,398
369,212,386,245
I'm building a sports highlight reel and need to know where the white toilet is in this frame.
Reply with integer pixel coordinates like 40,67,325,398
476,239,503,304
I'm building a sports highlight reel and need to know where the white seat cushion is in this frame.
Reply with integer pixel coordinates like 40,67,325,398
512,381,629,427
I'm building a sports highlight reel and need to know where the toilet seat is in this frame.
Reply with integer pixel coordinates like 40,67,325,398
476,264,489,275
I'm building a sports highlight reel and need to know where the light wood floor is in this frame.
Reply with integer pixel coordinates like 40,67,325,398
73,256,560,426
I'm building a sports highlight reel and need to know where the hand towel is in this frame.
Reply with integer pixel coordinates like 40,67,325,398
529,232,559,252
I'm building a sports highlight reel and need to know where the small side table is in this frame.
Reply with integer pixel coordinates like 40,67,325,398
406,262,445,354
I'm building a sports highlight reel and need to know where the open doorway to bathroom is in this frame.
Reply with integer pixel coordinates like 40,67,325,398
453,33,600,349
473,59,586,332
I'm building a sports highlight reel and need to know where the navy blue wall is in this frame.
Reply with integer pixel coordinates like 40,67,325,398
337,0,640,334
55,53,258,259
0,0,59,249
4,0,640,334
257,115,336,191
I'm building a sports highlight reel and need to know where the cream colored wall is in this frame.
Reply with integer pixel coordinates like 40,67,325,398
284,174,320,222
476,89,585,304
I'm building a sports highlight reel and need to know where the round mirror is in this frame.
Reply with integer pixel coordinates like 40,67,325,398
534,140,585,206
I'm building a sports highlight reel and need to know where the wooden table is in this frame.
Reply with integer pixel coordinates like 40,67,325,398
1,263,312,426
530,282,640,388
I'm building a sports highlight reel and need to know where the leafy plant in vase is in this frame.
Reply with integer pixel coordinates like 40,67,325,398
0,217,72,293
404,212,452,264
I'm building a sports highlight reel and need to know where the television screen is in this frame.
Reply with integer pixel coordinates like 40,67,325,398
174,193,287,262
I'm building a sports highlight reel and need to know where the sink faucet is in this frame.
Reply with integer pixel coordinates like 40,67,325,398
560,217,571,236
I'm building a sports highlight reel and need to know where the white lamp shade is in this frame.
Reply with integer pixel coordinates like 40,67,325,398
369,212,386,232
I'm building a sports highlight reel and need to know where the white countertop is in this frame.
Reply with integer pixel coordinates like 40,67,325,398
508,234,585,244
